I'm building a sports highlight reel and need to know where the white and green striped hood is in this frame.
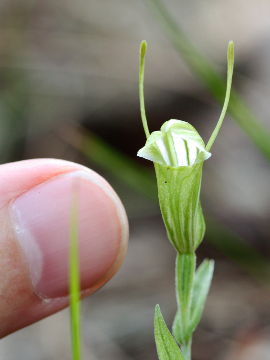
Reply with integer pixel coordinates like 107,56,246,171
137,119,211,168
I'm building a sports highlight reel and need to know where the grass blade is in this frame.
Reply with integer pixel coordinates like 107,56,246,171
69,191,81,360
62,126,156,200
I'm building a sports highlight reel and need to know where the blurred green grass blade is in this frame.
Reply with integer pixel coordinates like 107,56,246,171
83,133,156,199
206,217,270,280
149,0,270,160
67,127,156,200
69,193,81,360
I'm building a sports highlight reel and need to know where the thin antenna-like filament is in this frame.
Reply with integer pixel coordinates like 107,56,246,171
206,41,234,151
139,41,150,138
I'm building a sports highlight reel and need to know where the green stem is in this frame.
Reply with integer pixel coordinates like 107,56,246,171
181,339,192,360
173,253,196,358
176,254,196,333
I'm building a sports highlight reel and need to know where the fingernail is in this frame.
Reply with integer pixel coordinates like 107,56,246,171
10,170,128,299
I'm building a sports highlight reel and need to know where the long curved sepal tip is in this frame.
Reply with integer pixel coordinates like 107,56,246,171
206,41,234,151
139,40,150,139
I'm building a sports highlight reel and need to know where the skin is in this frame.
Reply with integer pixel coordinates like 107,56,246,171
0,158,129,337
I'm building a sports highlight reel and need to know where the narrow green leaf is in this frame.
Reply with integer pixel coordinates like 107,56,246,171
69,192,81,360
154,305,184,360
139,40,150,139
173,254,196,343
189,259,214,333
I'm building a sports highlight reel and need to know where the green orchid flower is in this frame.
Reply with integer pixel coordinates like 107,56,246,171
138,119,211,253
138,40,234,254
138,40,234,360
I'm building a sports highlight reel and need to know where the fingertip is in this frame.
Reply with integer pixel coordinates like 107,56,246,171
0,159,129,336
11,166,128,298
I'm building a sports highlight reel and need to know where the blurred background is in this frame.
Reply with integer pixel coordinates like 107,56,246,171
1,0,270,359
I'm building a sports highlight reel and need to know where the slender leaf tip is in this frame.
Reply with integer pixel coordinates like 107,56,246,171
206,41,234,151
155,303,161,313
139,40,150,139
140,40,147,58
203,258,215,269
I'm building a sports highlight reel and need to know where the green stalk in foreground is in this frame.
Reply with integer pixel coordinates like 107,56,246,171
69,192,81,360
138,41,234,359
